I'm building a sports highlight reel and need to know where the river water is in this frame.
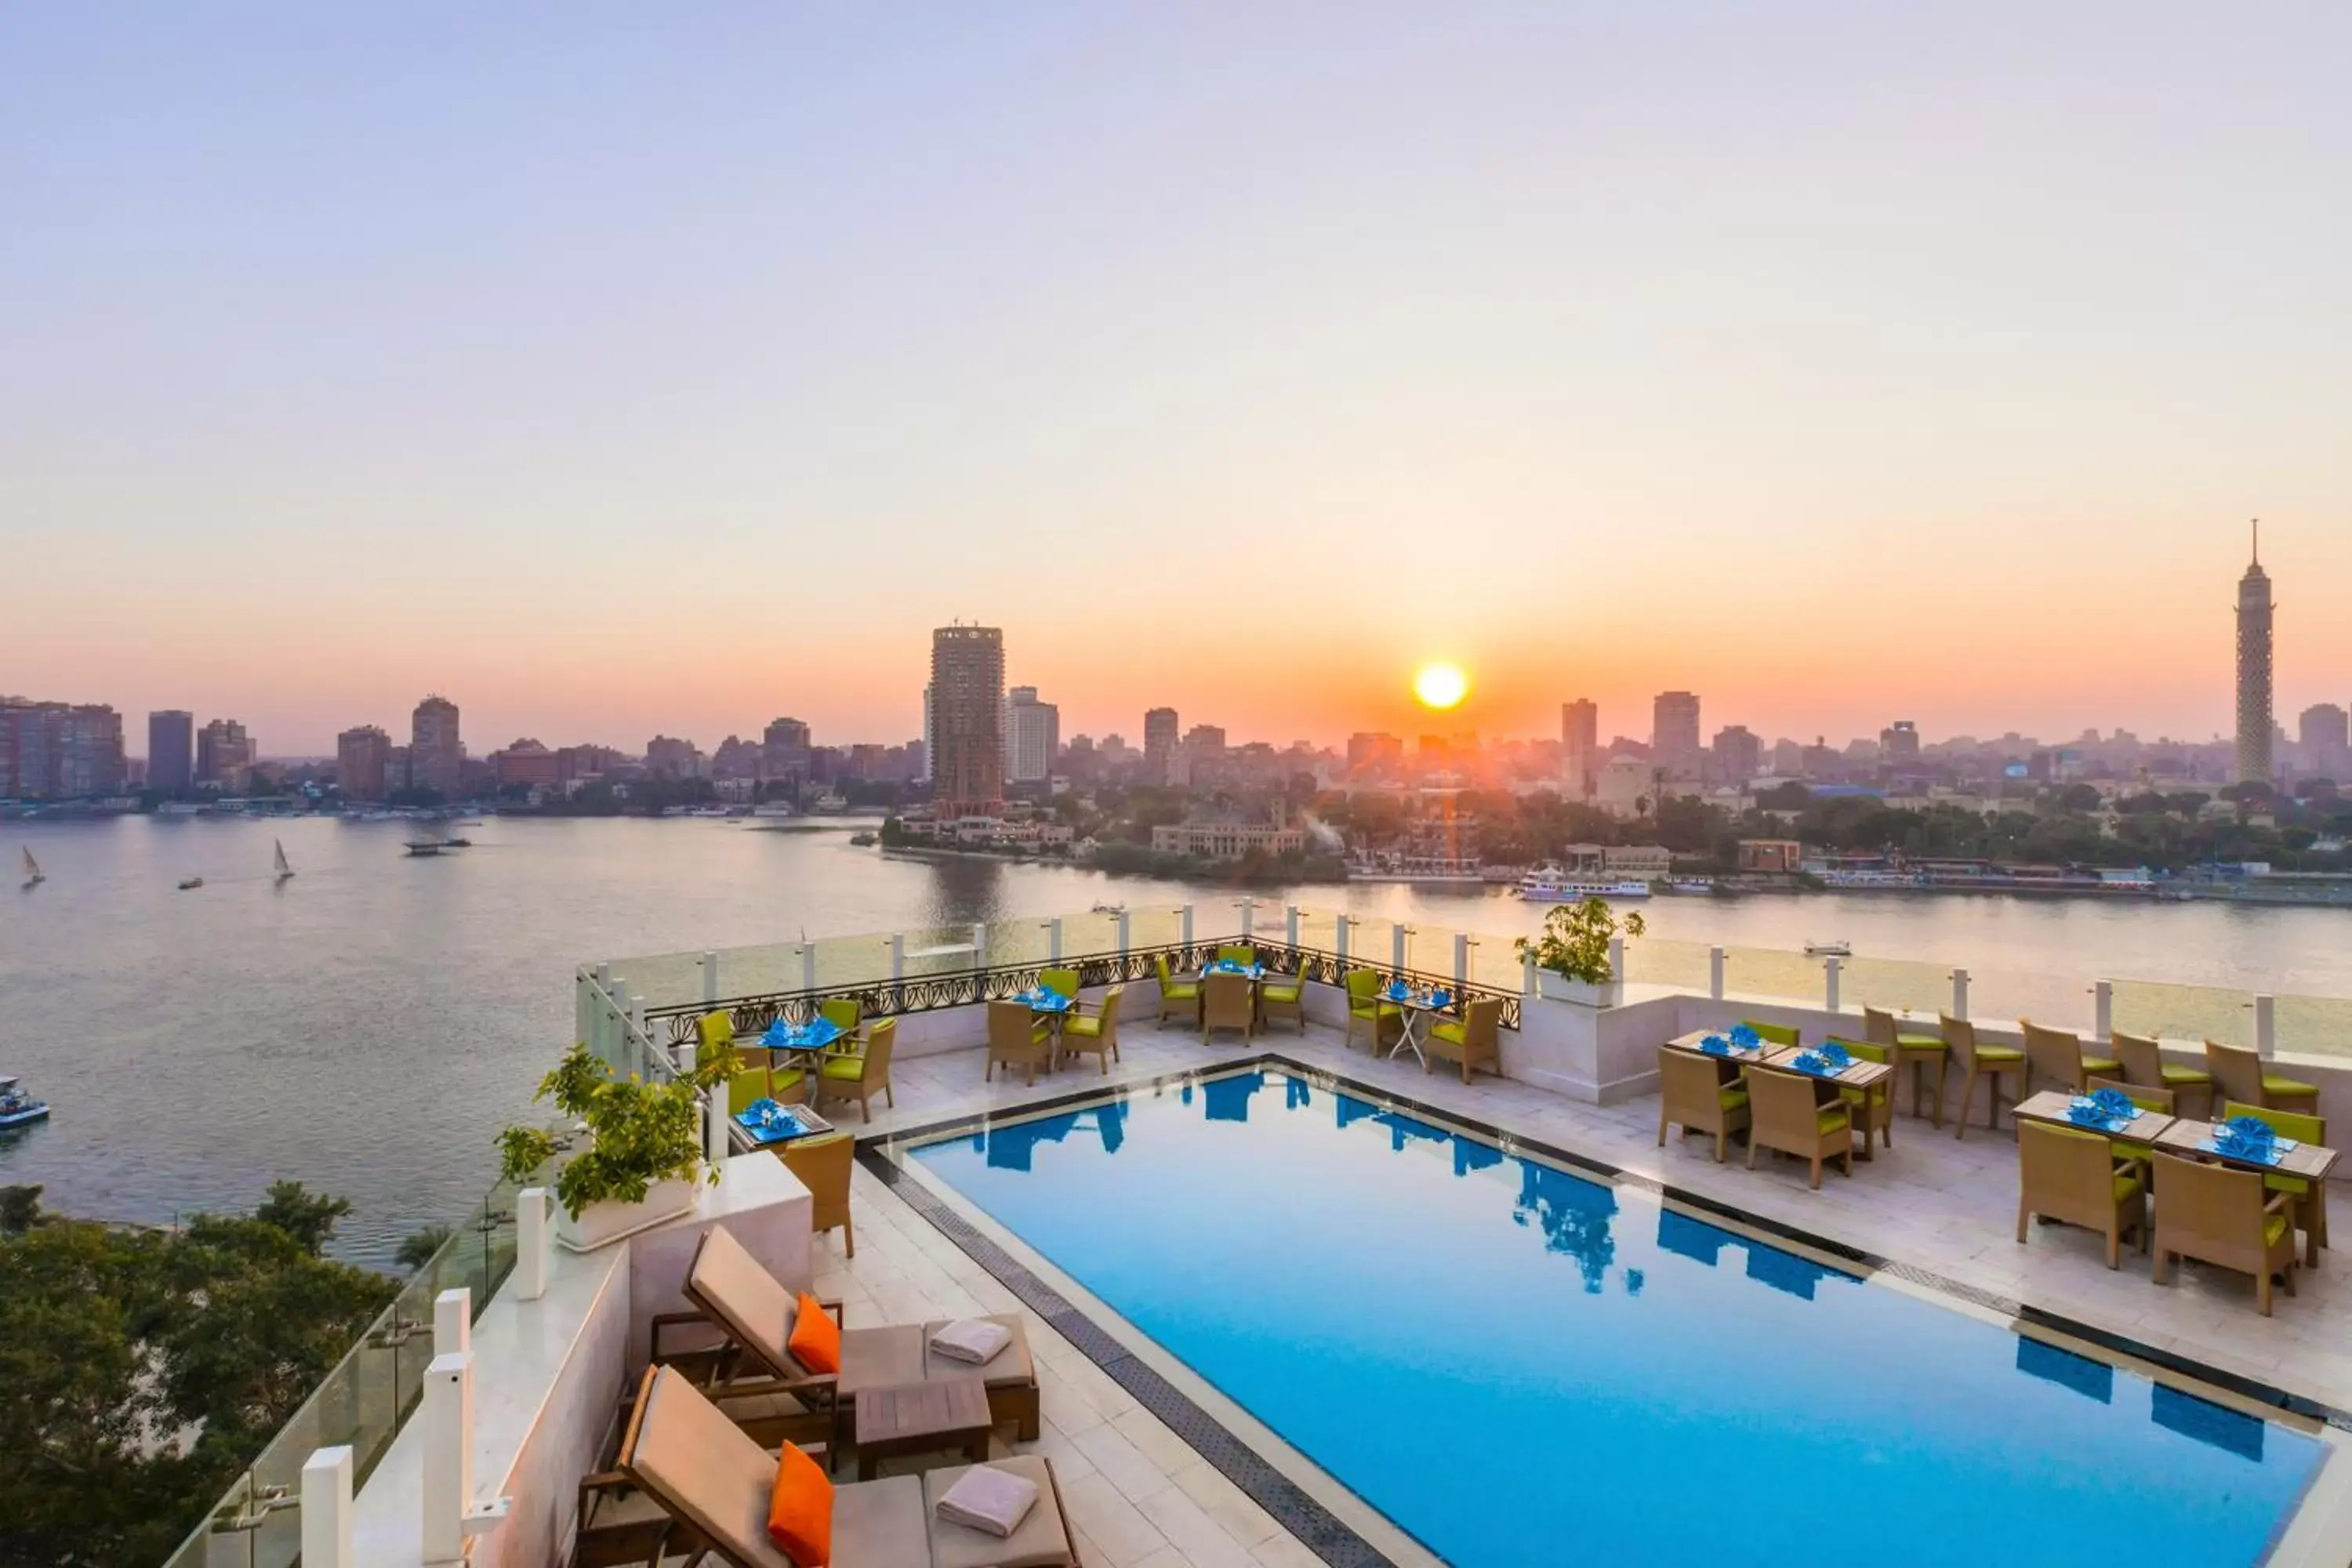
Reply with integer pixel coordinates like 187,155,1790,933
5,815,2349,1269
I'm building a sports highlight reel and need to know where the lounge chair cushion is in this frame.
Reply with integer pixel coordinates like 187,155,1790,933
789,1291,840,1374
766,1438,833,1566
629,1367,796,1568
834,1473,929,1568
1973,1046,2025,1064
924,1315,1036,1389
837,1324,928,1397
924,1457,1073,1568
691,1226,797,1377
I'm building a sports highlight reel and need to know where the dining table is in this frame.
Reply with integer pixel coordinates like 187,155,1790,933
759,1015,850,1080
1762,1044,1896,1161
1011,984,1078,1066
1200,959,1268,1025
1376,982,1454,1068
2010,1090,2174,1145
2150,1116,2339,1266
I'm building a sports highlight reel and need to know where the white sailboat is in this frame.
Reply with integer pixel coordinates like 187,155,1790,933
273,839,294,883
19,847,42,888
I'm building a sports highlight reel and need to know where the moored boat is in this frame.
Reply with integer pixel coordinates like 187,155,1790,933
0,1076,48,1128
1512,872,1652,902
176,876,205,890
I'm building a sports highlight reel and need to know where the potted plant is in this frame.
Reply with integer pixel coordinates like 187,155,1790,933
495,1042,730,1251
1515,896,1646,1007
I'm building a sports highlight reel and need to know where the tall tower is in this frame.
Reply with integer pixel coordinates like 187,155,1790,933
1560,699,1598,796
931,625,1005,819
2236,522,2274,786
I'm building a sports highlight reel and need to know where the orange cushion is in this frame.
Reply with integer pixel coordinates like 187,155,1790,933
788,1290,840,1375
766,1439,833,1566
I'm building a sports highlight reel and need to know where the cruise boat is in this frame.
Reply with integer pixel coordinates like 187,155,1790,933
1664,877,1715,895
0,1076,48,1129
1511,872,1652,902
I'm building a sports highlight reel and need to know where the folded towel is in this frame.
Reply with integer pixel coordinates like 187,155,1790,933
929,1318,1012,1365
936,1464,1038,1538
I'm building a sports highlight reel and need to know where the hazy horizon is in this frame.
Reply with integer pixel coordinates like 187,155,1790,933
8,5,2350,754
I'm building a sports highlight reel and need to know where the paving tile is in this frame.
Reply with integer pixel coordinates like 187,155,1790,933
1062,1472,1175,1567
1071,1414,1176,1504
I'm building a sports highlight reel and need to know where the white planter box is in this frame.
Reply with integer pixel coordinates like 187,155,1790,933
555,1171,701,1252
1535,970,1619,1008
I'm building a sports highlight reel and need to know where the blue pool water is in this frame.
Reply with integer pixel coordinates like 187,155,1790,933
908,1069,2326,1568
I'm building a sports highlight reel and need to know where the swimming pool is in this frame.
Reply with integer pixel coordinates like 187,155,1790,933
902,1065,2329,1568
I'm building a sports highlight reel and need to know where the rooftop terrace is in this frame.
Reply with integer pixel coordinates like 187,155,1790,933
177,908,2352,1568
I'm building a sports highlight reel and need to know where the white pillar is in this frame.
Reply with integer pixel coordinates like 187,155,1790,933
889,934,904,982
1048,918,1063,961
1951,967,1970,1022
515,1189,550,1303
1392,924,1408,975
1454,933,1470,989
301,1446,354,1568
2093,979,2113,1040
1824,956,1842,1014
1607,937,1624,989
421,1351,474,1564
1180,905,1194,947
1286,906,1300,951
701,951,718,1006
1240,899,1256,941
2255,993,2277,1058
800,946,815,994
1116,909,1131,954
1521,947,1536,997
1710,946,1726,1001
434,1287,470,1360
574,975,592,1049
1335,916,1351,965
972,922,988,967
629,995,648,1075
706,1090,730,1165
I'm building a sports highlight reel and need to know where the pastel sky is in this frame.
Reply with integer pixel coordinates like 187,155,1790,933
6,4,2350,757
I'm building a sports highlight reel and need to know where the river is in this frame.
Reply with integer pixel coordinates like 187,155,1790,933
5,815,2349,1269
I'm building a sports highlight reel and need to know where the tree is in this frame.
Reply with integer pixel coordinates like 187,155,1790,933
252,1180,353,1254
0,1184,41,1233
397,1224,453,1272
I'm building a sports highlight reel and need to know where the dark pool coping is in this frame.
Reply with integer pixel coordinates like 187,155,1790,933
857,1051,2350,1566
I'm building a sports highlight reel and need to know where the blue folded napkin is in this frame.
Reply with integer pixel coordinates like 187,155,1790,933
1431,990,1451,1007
2070,1094,2139,1126
1819,1043,1853,1068
1700,1035,1731,1056
1791,1051,1834,1076
2203,1135,2285,1166
1387,982,1409,1000
2065,1103,2116,1129
2225,1114,2278,1145
1729,1024,1761,1048
2089,1087,2136,1118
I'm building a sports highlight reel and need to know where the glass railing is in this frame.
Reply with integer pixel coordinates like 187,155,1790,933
1623,935,1714,993
1722,944,1828,1005
2111,978,2254,1050
2276,993,2352,1060
158,1179,527,1568
1840,955,1957,1020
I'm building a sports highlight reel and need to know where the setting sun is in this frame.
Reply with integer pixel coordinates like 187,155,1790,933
1414,661,1469,710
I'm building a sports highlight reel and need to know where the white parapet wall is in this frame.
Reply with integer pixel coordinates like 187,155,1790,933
347,1153,811,1568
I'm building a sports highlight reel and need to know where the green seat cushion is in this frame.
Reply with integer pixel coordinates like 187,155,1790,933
1349,1001,1402,1019
817,1057,865,1081
2264,1074,2318,1096
1430,1021,1466,1045
2267,1173,2313,1196
2161,1065,2212,1085
1973,1047,2025,1064
1262,983,1302,1003
2112,1174,2143,1203
1815,1106,1850,1134
1716,1087,1750,1111
2082,1055,2121,1076
2111,1140,2151,1160
2266,1214,2292,1247
1062,1014,1104,1037
1894,1033,1944,1051
1163,981,1200,998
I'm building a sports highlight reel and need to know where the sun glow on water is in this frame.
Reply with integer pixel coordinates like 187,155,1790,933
1414,661,1469,710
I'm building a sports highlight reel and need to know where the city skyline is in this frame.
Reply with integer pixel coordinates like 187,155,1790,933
7,9,2352,754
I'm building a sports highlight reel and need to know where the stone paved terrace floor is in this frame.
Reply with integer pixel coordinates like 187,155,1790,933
789,1014,2352,1567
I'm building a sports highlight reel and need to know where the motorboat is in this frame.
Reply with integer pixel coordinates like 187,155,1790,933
19,846,42,888
0,1076,49,1129
1665,877,1715,895
1803,940,1853,958
176,876,205,891
1091,900,1125,914
848,832,878,847
1512,873,1651,902
403,840,445,857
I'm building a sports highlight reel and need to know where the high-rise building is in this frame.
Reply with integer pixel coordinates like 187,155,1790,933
2,700,125,799
198,718,255,791
411,695,464,797
1007,687,1059,783
1347,731,1404,777
1653,691,1702,780
644,736,704,778
1560,699,1598,796
931,625,1006,819
1880,720,1922,766
337,725,394,800
2236,524,2274,786
1143,707,1179,786
2299,702,2349,781
920,686,935,783
492,739,561,790
1712,724,1761,785
762,717,812,783
148,710,194,794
